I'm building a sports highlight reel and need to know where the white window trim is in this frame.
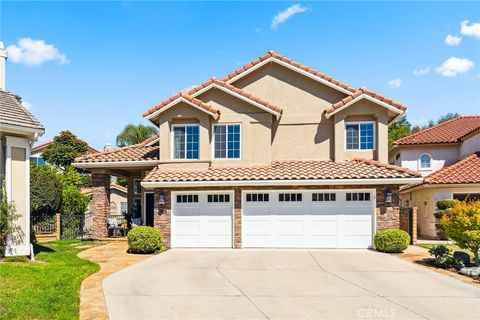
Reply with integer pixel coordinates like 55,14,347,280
171,124,200,161
418,153,432,170
344,121,376,151
212,123,242,160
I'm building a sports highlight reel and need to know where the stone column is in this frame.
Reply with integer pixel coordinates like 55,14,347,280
92,172,111,238
234,188,242,248
154,188,171,248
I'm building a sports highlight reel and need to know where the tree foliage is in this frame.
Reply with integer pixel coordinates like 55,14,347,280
41,131,89,170
441,201,480,266
388,116,411,146
116,123,157,147
0,186,24,256
30,164,63,215
61,185,90,216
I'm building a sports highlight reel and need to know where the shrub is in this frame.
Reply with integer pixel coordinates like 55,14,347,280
30,164,63,215
127,226,163,254
437,199,460,210
62,185,90,215
374,229,410,253
428,245,465,269
441,200,480,266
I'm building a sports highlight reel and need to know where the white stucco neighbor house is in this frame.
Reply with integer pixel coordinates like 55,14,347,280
390,116,480,239
0,41,45,256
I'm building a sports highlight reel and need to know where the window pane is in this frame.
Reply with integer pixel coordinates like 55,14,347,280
331,193,336,201
346,124,359,150
420,154,431,168
173,127,185,159
214,125,227,158
264,194,269,201
186,126,199,159
360,123,374,150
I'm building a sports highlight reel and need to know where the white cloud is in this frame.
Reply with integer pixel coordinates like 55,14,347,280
461,20,480,39
21,100,33,110
271,4,309,30
413,67,430,76
6,38,69,66
388,79,402,88
435,56,475,77
445,34,461,46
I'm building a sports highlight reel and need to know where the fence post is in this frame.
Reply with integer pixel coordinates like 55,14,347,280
411,207,418,245
55,213,61,240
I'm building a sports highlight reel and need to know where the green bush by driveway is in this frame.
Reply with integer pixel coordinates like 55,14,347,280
127,226,163,254
374,229,410,253
0,240,101,320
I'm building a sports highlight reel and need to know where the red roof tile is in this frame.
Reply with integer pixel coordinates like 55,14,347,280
221,50,358,94
325,87,408,115
143,159,420,183
143,78,282,118
74,144,159,163
32,141,100,153
394,116,480,145
143,91,220,118
424,152,480,184
140,133,160,146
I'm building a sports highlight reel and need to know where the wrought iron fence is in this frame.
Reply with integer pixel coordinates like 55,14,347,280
60,213,93,240
31,215,56,234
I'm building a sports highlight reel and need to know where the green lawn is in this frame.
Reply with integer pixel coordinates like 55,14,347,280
0,240,101,320
418,244,474,259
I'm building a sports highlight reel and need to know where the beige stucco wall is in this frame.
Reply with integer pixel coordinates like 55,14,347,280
460,133,480,159
110,188,127,215
152,63,396,167
11,147,28,248
393,145,460,176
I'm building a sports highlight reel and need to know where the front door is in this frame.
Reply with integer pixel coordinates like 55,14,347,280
145,193,154,227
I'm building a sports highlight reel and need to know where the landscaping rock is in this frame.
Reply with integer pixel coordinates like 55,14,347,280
453,251,470,265
459,267,480,278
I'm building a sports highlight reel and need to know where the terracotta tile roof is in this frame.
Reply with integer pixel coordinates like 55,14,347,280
221,50,357,94
74,144,159,163
394,116,480,145
143,91,220,118
325,87,408,115
143,159,420,183
143,78,282,118
0,89,44,131
424,152,480,184
140,133,160,146
32,141,100,153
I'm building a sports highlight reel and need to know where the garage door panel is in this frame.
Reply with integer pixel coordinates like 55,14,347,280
174,220,201,234
243,190,373,248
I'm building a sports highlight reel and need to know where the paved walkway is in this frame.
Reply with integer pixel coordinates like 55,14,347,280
104,249,480,319
78,242,152,320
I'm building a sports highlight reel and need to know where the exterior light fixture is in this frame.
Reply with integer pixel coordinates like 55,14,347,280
384,188,393,204
158,193,165,205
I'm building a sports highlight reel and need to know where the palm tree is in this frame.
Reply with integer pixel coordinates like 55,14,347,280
116,123,158,147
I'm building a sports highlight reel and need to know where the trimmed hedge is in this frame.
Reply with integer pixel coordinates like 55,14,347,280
374,229,410,253
127,226,163,254
437,199,460,210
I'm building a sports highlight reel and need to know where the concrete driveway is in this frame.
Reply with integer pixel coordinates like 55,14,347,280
104,249,480,320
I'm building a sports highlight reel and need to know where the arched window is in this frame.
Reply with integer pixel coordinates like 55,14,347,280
110,202,117,215
419,154,432,169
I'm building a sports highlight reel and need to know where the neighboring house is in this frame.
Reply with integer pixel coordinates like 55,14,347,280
30,141,99,165
390,116,480,239
0,41,45,256
74,51,421,249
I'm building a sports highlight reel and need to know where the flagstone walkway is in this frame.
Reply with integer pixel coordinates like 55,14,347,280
78,241,153,320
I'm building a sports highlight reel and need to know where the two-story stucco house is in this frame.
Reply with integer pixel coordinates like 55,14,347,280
0,41,45,256
74,51,421,249
390,116,480,239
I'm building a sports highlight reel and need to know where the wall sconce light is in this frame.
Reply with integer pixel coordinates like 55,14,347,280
384,188,393,204
158,193,166,213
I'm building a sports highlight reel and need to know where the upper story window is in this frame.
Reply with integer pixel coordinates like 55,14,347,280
213,124,241,159
173,124,199,160
30,157,46,165
419,153,432,169
346,122,375,150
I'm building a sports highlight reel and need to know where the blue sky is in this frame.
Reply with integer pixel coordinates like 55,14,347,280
1,1,479,149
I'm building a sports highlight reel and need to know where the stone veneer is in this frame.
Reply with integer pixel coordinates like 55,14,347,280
92,173,111,238
151,184,400,249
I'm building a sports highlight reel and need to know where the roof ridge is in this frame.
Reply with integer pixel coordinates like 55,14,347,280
425,151,480,183
394,116,462,144
352,157,421,176
75,143,147,161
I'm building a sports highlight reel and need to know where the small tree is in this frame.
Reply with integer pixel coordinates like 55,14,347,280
388,116,411,146
30,164,63,216
62,185,90,216
441,201,480,266
0,186,24,256
42,131,89,170
116,123,157,147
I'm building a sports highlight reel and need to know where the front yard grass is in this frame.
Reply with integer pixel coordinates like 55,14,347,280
417,244,474,259
0,240,101,320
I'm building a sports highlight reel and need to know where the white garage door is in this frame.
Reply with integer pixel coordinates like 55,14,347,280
172,192,233,248
242,190,374,248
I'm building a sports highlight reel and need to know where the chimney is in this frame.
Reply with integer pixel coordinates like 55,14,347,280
104,143,114,151
0,41,6,90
